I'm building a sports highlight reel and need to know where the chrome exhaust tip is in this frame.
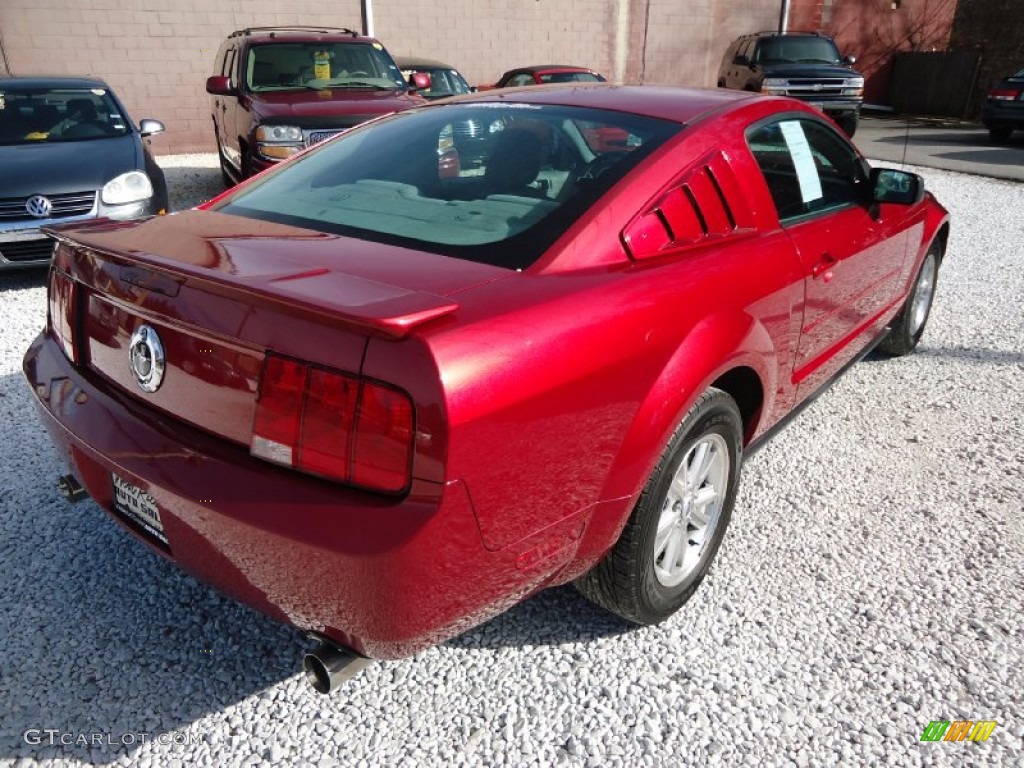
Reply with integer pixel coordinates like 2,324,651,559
303,642,372,694
58,474,87,503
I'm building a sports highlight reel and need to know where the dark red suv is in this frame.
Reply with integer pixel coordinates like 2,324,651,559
206,26,426,183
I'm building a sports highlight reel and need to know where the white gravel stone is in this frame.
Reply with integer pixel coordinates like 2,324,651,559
0,157,1020,766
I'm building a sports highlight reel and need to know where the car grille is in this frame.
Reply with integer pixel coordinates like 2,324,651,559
783,79,847,96
302,115,382,148
305,130,343,147
0,238,54,262
0,191,96,221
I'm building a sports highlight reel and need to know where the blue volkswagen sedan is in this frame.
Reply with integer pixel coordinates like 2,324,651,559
0,76,168,270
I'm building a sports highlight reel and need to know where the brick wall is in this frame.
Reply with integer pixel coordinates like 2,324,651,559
1,0,779,154
786,0,957,106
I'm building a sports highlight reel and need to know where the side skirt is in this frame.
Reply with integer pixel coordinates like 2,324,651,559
745,327,890,457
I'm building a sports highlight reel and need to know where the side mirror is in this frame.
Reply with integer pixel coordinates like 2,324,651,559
870,168,924,205
734,54,750,66
410,72,431,91
843,55,857,66
205,75,236,96
138,119,165,137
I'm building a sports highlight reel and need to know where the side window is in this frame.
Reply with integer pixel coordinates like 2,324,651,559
799,120,866,212
737,39,754,62
748,118,866,222
214,46,227,77
721,40,739,69
222,47,237,85
509,73,535,87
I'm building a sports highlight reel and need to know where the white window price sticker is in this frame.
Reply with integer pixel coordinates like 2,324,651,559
779,121,823,204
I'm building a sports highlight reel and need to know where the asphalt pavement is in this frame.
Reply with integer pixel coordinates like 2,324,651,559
855,114,1024,182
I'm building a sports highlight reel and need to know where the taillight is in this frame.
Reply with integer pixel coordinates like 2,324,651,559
251,357,306,465
251,355,414,494
299,369,359,478
989,88,1021,101
351,381,414,491
48,269,78,364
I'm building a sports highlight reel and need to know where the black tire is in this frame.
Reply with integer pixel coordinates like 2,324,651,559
837,114,858,138
880,243,940,356
575,388,743,625
217,142,234,188
988,126,1012,143
241,148,256,181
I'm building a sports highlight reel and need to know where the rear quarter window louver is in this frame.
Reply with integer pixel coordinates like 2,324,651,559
622,155,752,260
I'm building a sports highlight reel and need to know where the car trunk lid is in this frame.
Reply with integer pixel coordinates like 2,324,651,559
45,210,506,448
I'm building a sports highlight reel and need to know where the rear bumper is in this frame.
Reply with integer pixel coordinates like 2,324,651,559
982,101,1024,129
23,332,562,659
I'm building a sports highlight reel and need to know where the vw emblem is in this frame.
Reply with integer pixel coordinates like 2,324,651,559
25,195,53,218
128,325,165,393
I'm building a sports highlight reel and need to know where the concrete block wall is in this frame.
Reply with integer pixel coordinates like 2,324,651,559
642,0,779,86
374,0,618,88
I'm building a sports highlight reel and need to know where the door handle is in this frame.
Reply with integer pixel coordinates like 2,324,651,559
811,252,838,279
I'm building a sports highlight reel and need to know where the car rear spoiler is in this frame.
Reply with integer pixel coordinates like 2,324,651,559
44,218,459,340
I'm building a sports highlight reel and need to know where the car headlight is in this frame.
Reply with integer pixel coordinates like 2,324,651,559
256,125,303,143
761,78,788,94
842,76,865,97
256,125,304,160
101,171,153,205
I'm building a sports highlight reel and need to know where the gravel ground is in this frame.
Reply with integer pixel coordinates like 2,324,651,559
0,156,1021,767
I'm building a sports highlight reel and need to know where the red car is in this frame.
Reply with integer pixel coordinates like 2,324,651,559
479,64,607,90
25,85,948,693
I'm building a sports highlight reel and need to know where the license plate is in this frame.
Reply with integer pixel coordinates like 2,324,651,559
112,473,167,545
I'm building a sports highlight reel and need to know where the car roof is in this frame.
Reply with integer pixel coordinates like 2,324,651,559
0,75,112,90
749,31,833,40
233,27,377,45
396,57,458,71
504,65,597,75
454,83,759,124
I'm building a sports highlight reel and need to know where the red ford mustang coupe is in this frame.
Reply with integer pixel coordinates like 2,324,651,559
24,85,948,692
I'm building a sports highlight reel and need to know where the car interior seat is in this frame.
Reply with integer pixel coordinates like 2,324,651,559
484,129,548,198
252,61,277,88
61,98,111,138
30,104,60,132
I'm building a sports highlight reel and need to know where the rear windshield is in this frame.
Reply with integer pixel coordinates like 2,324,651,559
247,42,406,92
215,103,680,269
539,72,606,84
0,87,130,145
756,37,842,65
